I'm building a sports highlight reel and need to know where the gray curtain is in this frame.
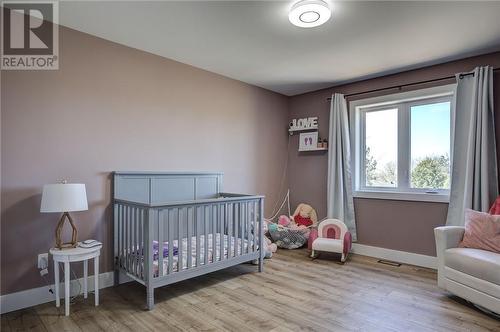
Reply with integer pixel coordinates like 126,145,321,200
446,66,498,226
327,93,357,240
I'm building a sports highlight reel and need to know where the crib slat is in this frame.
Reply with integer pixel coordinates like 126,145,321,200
130,207,135,274
124,205,128,266
130,206,134,273
131,207,134,276
233,203,236,257
168,209,173,275
253,201,257,252
178,208,183,272
237,203,240,256
187,207,192,269
259,199,264,261
204,206,209,265
237,203,241,256
158,210,164,277
139,208,144,279
127,206,135,273
135,207,139,275
130,207,137,275
127,206,132,273
232,203,238,257
127,206,134,273
117,204,122,267
240,202,244,256
129,206,136,274
136,207,139,277
246,202,251,254
134,207,139,277
240,202,244,254
126,205,130,273
195,207,200,267
220,204,224,260
121,205,125,271
114,204,118,274
232,203,236,257
126,206,129,269
137,208,141,277
228,203,232,258
130,207,133,272
212,205,216,263
126,206,130,273
145,209,155,284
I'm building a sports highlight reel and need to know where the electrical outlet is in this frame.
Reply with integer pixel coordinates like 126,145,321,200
37,253,48,269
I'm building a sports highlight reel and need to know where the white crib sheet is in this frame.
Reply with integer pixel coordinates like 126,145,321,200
153,233,253,275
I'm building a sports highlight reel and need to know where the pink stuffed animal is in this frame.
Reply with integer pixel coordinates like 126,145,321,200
265,236,277,253
278,215,291,227
263,219,278,258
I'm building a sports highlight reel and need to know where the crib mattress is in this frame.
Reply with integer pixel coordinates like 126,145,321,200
152,233,253,276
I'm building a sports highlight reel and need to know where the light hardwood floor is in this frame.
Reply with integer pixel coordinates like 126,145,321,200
2,249,499,331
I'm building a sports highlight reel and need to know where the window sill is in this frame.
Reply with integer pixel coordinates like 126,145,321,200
353,190,449,203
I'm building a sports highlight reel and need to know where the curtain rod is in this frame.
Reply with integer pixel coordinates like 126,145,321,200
326,67,499,101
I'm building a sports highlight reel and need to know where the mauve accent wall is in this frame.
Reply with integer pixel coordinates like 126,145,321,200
1,27,289,295
288,52,500,257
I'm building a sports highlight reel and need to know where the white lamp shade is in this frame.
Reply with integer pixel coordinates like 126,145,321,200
40,183,88,213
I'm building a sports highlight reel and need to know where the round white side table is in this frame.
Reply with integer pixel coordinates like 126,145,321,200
50,244,102,316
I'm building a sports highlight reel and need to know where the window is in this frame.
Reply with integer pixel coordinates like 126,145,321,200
364,108,398,188
351,85,455,202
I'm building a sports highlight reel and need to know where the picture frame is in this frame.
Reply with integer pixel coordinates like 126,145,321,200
299,131,318,151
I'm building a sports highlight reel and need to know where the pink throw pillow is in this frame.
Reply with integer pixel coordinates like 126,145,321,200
459,209,500,253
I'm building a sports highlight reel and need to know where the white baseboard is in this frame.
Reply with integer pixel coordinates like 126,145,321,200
351,243,437,269
0,271,116,314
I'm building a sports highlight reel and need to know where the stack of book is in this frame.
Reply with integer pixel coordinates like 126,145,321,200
78,239,102,249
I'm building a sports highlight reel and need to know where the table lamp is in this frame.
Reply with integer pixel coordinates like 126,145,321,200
40,182,88,249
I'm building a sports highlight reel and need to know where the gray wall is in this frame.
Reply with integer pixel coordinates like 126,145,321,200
288,52,500,256
0,26,289,295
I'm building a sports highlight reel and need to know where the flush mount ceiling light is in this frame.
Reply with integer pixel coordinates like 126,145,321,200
289,0,331,28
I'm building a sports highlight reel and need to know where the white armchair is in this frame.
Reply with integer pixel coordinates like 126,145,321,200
434,226,500,314
311,219,352,262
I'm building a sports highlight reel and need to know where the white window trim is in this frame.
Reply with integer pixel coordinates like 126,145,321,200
349,84,456,203
353,190,450,203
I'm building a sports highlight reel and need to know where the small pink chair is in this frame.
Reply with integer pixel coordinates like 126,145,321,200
310,219,352,262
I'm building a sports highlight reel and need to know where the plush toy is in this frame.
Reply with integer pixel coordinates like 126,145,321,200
264,236,278,258
263,218,271,233
278,215,291,227
262,219,278,258
268,222,279,232
266,204,319,251
292,203,318,227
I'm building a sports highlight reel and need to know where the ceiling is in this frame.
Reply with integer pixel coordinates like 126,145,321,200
59,1,500,96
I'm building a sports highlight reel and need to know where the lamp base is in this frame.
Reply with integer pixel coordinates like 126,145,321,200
55,212,78,249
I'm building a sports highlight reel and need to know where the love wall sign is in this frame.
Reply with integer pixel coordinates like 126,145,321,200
289,117,318,131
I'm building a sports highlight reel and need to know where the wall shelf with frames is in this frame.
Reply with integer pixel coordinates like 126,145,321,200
290,117,328,153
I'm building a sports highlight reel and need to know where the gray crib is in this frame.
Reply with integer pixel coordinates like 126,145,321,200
113,171,264,310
